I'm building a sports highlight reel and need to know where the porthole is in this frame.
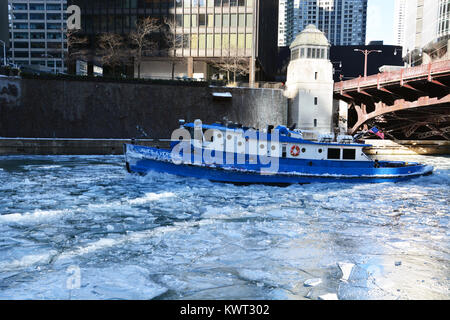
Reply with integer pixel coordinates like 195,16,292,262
227,135,232,140
260,144,265,149
301,148,306,153
318,149,323,153
238,141,243,146
217,133,222,138
271,145,276,151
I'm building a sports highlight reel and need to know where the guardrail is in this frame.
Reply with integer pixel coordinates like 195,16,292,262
334,60,450,92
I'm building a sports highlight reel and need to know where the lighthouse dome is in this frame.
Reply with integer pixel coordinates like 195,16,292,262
289,24,330,60
290,24,330,48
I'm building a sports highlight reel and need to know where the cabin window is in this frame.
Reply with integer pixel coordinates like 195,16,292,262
282,145,287,157
343,149,356,160
327,148,340,160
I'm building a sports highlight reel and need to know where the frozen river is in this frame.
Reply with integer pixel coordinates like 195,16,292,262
0,154,448,300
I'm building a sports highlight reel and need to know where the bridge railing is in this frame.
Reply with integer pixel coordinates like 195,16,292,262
334,59,450,92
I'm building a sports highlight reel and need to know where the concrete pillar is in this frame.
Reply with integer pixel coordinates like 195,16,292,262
187,57,194,78
447,39,450,60
249,57,255,87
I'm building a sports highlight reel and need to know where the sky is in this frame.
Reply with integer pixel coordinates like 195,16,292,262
366,0,395,45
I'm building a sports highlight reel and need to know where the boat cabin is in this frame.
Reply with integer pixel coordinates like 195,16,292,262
180,120,372,162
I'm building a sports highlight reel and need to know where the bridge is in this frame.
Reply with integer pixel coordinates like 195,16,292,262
333,60,450,140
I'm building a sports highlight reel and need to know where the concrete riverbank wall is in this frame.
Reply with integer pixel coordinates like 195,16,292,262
0,137,448,155
0,77,287,139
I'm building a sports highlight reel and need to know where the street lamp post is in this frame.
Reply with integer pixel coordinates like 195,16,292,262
354,49,382,78
0,40,6,67
42,53,57,74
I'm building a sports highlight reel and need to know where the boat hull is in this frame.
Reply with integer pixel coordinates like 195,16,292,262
124,144,433,184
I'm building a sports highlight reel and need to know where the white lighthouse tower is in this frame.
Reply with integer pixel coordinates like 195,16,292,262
285,24,334,138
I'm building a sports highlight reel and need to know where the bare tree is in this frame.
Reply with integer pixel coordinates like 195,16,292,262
162,17,183,80
66,29,89,63
129,17,160,79
97,33,125,75
211,52,250,84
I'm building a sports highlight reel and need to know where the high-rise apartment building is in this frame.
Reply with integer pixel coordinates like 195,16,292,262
278,0,367,47
8,0,68,72
398,0,449,64
278,0,293,46
393,0,407,47
438,0,449,38
67,0,279,81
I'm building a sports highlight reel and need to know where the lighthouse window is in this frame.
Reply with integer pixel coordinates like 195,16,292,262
300,48,305,58
307,48,312,58
343,149,356,160
314,119,317,127
314,97,318,105
327,148,340,160
291,49,299,60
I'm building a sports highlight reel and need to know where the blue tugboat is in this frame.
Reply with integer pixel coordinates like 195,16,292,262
124,120,433,184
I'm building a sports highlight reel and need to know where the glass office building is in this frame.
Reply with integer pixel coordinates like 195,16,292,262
280,0,367,47
68,0,278,80
8,0,68,71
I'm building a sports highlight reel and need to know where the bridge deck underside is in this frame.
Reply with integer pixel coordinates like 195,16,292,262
334,71,450,140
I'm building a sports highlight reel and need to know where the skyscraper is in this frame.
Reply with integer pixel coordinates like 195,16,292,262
399,0,449,65
278,0,294,46
8,0,68,72
278,0,367,47
67,0,279,81
393,0,407,47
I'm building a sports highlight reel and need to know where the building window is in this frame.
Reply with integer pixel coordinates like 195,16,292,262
314,119,317,127
314,97,318,105
315,72,318,80
199,14,206,26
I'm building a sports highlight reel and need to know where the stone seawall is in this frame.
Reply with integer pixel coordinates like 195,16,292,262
0,77,287,139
